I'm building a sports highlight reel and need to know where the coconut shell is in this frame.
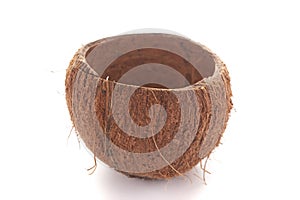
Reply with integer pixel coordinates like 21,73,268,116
65,33,233,179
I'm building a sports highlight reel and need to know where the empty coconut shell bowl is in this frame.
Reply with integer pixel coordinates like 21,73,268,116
65,32,232,179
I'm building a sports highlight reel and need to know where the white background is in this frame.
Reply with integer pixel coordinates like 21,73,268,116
0,0,300,199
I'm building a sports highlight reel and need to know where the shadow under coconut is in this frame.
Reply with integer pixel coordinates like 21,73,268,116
96,166,207,200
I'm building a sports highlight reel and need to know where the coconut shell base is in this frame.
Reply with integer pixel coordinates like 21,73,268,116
65,33,233,179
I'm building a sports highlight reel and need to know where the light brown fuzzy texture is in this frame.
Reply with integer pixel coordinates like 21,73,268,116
65,33,233,179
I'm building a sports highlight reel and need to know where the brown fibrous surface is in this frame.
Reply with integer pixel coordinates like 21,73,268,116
65,33,233,179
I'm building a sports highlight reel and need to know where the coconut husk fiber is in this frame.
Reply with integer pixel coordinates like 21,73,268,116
65,33,233,179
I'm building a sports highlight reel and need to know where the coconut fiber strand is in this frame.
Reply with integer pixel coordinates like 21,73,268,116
65,33,233,179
